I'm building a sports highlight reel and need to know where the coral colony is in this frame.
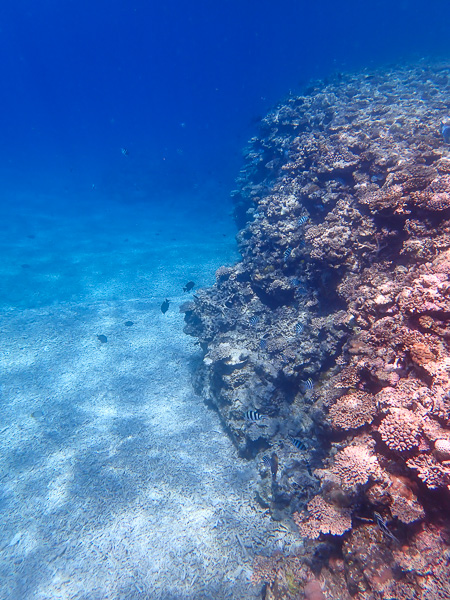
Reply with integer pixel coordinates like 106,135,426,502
182,63,450,599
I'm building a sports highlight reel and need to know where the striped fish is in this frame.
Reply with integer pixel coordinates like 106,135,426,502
283,247,292,261
270,452,279,478
303,378,314,390
262,455,271,468
262,454,278,477
259,339,267,350
244,410,263,422
297,215,308,226
295,322,304,335
289,435,308,451
374,512,400,544
249,315,260,326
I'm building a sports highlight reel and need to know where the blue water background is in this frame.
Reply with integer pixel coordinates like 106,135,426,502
0,0,449,199
0,0,449,310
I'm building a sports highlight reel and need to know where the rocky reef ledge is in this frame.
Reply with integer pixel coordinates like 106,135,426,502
183,62,450,599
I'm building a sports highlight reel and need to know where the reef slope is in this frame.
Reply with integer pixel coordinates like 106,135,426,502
183,63,450,599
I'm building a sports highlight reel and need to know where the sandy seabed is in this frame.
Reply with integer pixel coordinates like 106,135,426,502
0,193,295,600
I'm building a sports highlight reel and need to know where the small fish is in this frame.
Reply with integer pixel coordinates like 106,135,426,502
124,321,134,327
121,147,129,156
259,339,267,350
31,409,45,420
270,452,278,478
97,334,108,343
183,281,195,292
249,315,260,326
295,283,308,295
295,322,304,335
442,124,450,144
303,378,314,390
244,410,263,422
297,215,308,226
283,247,292,261
262,455,271,468
374,511,400,544
289,435,308,451
160,299,170,314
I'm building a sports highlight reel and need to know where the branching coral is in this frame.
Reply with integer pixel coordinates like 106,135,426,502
328,445,382,489
378,409,422,452
293,496,352,539
406,454,450,490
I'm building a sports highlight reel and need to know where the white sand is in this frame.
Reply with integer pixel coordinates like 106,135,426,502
0,193,296,599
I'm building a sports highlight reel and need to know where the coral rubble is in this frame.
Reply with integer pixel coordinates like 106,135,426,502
183,62,450,598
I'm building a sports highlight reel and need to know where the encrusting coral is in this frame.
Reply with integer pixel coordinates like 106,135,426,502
183,62,450,599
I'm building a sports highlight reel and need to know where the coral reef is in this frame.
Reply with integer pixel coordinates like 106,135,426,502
183,62,450,598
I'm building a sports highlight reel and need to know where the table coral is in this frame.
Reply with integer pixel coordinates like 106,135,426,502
293,496,352,539
328,445,382,490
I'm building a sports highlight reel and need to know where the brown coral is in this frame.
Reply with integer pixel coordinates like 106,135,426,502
328,391,376,430
293,496,352,539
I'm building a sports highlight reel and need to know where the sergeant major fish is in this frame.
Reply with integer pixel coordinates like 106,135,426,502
283,247,292,261
244,410,263,422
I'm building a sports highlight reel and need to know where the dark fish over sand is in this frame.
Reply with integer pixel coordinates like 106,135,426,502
161,299,170,314
183,281,195,292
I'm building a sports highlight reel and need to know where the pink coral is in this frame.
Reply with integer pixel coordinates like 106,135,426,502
293,496,352,539
434,438,450,460
328,391,376,430
250,555,278,585
390,494,425,524
329,445,381,490
414,174,450,211
378,409,421,451
375,385,413,412
406,454,450,489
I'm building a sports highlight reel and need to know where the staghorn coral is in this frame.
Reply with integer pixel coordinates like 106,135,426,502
293,495,352,539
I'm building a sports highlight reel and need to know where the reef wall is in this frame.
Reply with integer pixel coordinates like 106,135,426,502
183,63,450,599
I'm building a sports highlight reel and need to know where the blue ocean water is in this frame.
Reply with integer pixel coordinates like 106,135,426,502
0,0,449,206
0,1,449,598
